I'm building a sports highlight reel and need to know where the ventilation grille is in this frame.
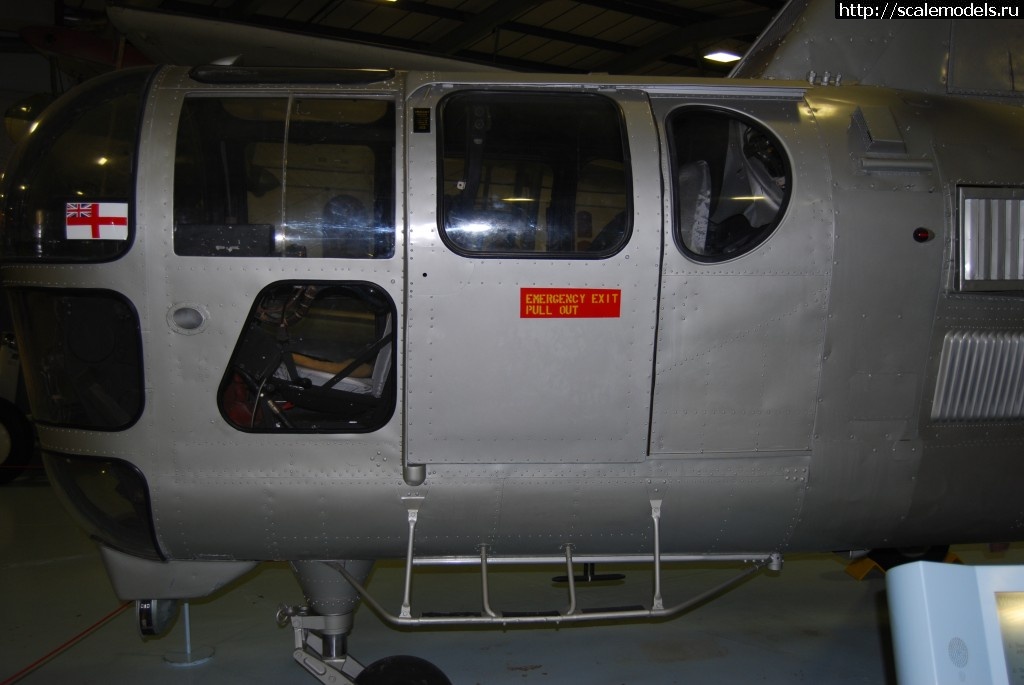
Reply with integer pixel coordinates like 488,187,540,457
932,330,1024,421
959,186,1024,291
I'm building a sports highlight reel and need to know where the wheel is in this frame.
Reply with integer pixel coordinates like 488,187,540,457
0,397,33,485
354,655,452,685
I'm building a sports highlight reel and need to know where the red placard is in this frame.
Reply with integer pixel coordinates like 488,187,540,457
520,288,622,318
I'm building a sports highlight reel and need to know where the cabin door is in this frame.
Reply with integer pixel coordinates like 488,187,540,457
648,93,830,456
404,86,663,466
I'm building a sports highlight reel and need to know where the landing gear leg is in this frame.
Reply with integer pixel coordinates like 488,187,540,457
283,560,374,684
283,560,452,685
281,605,365,684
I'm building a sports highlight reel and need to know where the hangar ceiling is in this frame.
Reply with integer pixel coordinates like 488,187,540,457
25,0,784,78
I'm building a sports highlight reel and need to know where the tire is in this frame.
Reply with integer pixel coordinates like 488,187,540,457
0,397,34,485
354,655,452,685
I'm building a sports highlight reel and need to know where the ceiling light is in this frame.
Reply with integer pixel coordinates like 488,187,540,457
704,51,741,63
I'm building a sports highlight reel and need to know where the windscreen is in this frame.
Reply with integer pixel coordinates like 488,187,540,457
0,68,153,262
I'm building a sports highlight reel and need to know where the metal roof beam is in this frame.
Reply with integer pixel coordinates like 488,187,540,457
225,0,270,15
574,0,711,26
428,0,547,55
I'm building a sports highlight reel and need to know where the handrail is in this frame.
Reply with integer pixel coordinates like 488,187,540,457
330,558,770,627
325,496,782,628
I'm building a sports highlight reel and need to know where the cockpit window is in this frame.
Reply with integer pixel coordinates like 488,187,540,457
0,68,153,262
7,288,143,429
668,109,790,262
439,91,630,257
174,96,395,258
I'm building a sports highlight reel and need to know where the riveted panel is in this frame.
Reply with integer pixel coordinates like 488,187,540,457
405,85,661,464
651,94,830,454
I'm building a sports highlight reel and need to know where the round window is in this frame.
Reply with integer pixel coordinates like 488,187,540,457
669,109,790,262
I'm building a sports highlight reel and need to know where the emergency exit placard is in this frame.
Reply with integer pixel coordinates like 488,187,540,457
520,288,622,318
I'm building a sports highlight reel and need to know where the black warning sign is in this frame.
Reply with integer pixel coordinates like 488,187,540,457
413,108,431,133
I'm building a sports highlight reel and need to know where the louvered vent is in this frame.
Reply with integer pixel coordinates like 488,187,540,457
959,186,1024,291
932,330,1024,421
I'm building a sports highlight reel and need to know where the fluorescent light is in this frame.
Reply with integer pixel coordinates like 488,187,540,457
704,51,741,63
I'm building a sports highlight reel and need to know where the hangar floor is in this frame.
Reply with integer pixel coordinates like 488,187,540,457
3,471,1021,685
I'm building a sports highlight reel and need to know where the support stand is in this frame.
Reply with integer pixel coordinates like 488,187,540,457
164,603,214,667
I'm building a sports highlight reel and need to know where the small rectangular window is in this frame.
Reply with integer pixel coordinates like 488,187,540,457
439,91,630,257
958,186,1024,292
174,96,395,258
219,282,396,433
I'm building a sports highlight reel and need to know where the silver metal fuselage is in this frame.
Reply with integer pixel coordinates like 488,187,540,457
6,66,1024,597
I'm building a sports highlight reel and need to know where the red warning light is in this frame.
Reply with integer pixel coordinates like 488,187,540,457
913,227,933,243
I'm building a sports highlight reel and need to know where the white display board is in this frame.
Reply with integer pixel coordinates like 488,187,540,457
888,561,1024,684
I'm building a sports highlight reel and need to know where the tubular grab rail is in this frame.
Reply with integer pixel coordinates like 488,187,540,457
329,497,782,628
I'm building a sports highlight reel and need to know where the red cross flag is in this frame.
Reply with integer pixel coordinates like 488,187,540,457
65,202,129,240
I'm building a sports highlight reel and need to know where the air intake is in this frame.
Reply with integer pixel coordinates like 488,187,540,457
932,330,1024,421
